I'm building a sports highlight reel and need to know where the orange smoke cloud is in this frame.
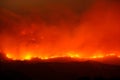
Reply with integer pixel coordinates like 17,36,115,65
0,0,120,60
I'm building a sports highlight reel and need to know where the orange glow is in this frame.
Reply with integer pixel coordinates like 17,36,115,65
4,51,120,61
6,53,12,59
41,57,49,60
106,53,116,56
97,55,104,58
24,54,32,60
6,54,17,60
67,51,81,58
1,1,120,61
91,56,97,59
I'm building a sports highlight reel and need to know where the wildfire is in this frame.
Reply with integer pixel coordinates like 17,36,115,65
6,54,12,59
24,54,32,60
4,52,120,61
0,1,120,62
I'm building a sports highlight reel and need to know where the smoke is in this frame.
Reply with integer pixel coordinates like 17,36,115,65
79,0,120,53
0,0,120,59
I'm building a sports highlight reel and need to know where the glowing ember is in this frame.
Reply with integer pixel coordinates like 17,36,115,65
4,52,120,61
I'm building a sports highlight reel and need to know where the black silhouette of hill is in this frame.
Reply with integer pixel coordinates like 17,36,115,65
1,52,120,80
1,59,120,80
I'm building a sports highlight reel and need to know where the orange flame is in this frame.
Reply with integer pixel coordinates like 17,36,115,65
5,51,120,61
1,1,120,61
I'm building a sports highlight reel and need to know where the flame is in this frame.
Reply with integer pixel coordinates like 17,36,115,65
106,53,116,56
5,51,120,61
6,53,12,59
1,1,120,61
24,54,32,60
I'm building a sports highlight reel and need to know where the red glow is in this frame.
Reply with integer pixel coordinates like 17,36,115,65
1,1,120,61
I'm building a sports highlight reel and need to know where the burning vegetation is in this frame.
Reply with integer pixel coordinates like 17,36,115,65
0,0,120,61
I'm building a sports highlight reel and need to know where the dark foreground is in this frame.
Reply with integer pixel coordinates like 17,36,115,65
1,60,120,80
